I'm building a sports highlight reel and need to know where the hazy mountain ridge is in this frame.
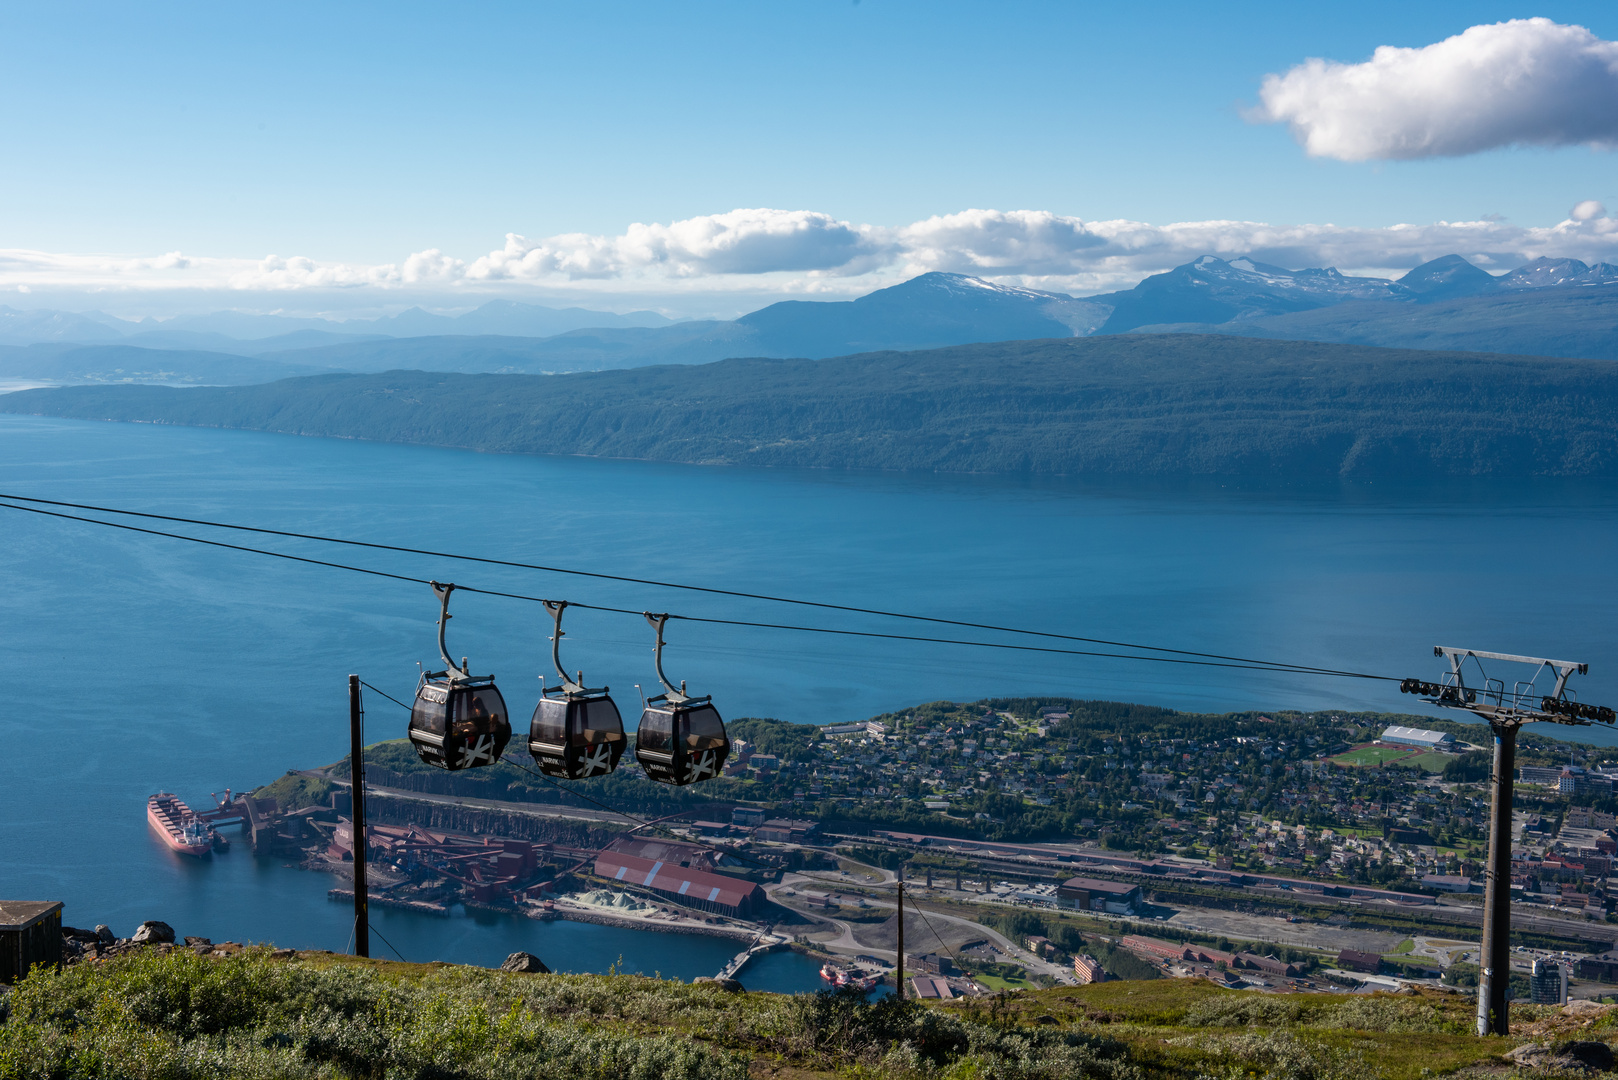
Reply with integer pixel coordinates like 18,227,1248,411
0,297,678,348
2,254,1614,387
1131,287,1618,359
0,343,332,385
5,335,1614,479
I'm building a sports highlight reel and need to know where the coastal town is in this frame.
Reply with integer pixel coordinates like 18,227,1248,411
30,697,1608,1005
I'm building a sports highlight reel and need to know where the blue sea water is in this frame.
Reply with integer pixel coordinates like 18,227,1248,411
2,414,1615,981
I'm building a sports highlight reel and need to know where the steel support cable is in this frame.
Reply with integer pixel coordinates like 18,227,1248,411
909,904,968,986
0,500,1396,682
366,922,408,962
0,491,1380,680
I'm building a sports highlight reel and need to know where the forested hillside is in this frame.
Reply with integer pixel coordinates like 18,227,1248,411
4,334,1615,478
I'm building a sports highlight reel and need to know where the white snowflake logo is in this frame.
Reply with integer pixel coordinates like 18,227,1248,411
461,735,496,768
580,744,614,776
687,750,718,783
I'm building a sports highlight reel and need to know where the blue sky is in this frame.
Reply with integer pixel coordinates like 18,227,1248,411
4,1,1617,315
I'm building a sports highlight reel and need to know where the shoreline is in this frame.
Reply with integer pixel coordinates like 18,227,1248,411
530,903,763,944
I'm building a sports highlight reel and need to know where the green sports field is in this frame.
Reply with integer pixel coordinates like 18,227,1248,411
1330,744,1453,772
1330,745,1416,767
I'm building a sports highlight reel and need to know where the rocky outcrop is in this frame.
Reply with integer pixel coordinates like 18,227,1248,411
1506,1040,1614,1072
499,952,551,974
130,921,175,944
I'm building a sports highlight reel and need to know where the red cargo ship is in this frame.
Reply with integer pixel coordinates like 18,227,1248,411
147,792,214,856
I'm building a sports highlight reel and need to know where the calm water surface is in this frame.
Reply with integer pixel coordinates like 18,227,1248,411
2,415,1614,979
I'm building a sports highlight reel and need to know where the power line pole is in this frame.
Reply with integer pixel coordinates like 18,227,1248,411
1401,647,1610,1036
896,877,905,1000
349,674,369,959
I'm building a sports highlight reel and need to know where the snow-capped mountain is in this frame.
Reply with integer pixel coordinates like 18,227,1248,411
1499,257,1618,290
1094,255,1411,333
736,271,1111,356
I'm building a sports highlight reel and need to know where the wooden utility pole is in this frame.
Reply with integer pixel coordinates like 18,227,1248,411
895,879,905,1000
349,674,369,959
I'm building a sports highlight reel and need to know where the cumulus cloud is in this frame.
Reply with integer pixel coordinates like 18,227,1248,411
4,206,1618,305
1255,19,1618,160
467,208,887,281
898,210,1107,275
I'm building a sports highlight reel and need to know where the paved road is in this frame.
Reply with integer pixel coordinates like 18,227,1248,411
771,875,1078,986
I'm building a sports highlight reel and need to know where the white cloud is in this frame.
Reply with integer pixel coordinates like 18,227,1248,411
1255,19,1618,161
3,206,1618,309
897,210,1107,275
466,208,887,281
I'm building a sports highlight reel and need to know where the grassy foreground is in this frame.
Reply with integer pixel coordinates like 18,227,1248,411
0,948,1582,1079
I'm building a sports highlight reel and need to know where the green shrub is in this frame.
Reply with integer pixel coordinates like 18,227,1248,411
1195,1031,1365,1080
0,951,751,1080
1309,996,1461,1034
1183,996,1303,1028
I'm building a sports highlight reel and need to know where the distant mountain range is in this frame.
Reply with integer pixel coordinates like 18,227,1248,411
0,253,1613,385
0,298,677,351
5,335,1614,479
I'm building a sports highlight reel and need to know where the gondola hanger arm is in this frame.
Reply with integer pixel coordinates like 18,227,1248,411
644,612,708,706
431,581,470,678
544,599,606,697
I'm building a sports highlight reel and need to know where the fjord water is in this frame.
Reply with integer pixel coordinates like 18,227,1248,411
3,415,1616,978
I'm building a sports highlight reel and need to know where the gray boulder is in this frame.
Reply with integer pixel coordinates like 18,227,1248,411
499,951,551,974
1507,1041,1615,1072
130,921,175,944
95,925,115,944
694,976,744,992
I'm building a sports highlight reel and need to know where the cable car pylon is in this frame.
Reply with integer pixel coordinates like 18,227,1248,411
1401,646,1613,1037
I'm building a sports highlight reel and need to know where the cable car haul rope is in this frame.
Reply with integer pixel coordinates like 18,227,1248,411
0,492,1415,789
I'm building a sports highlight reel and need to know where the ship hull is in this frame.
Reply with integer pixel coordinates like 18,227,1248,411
147,793,213,856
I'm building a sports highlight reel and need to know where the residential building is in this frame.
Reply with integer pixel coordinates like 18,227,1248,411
1073,955,1104,984
1337,948,1382,974
1530,958,1568,1005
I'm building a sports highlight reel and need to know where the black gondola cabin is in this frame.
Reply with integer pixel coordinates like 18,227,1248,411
528,690,626,778
635,700,728,785
408,675,511,771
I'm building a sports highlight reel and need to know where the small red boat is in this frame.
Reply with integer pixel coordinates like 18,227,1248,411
148,792,214,856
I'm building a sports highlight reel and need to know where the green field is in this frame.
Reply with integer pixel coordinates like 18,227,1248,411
1330,745,1414,767
1403,751,1455,773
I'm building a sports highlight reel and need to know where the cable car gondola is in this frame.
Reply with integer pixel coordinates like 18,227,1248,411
527,600,626,779
634,613,729,785
408,582,511,771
